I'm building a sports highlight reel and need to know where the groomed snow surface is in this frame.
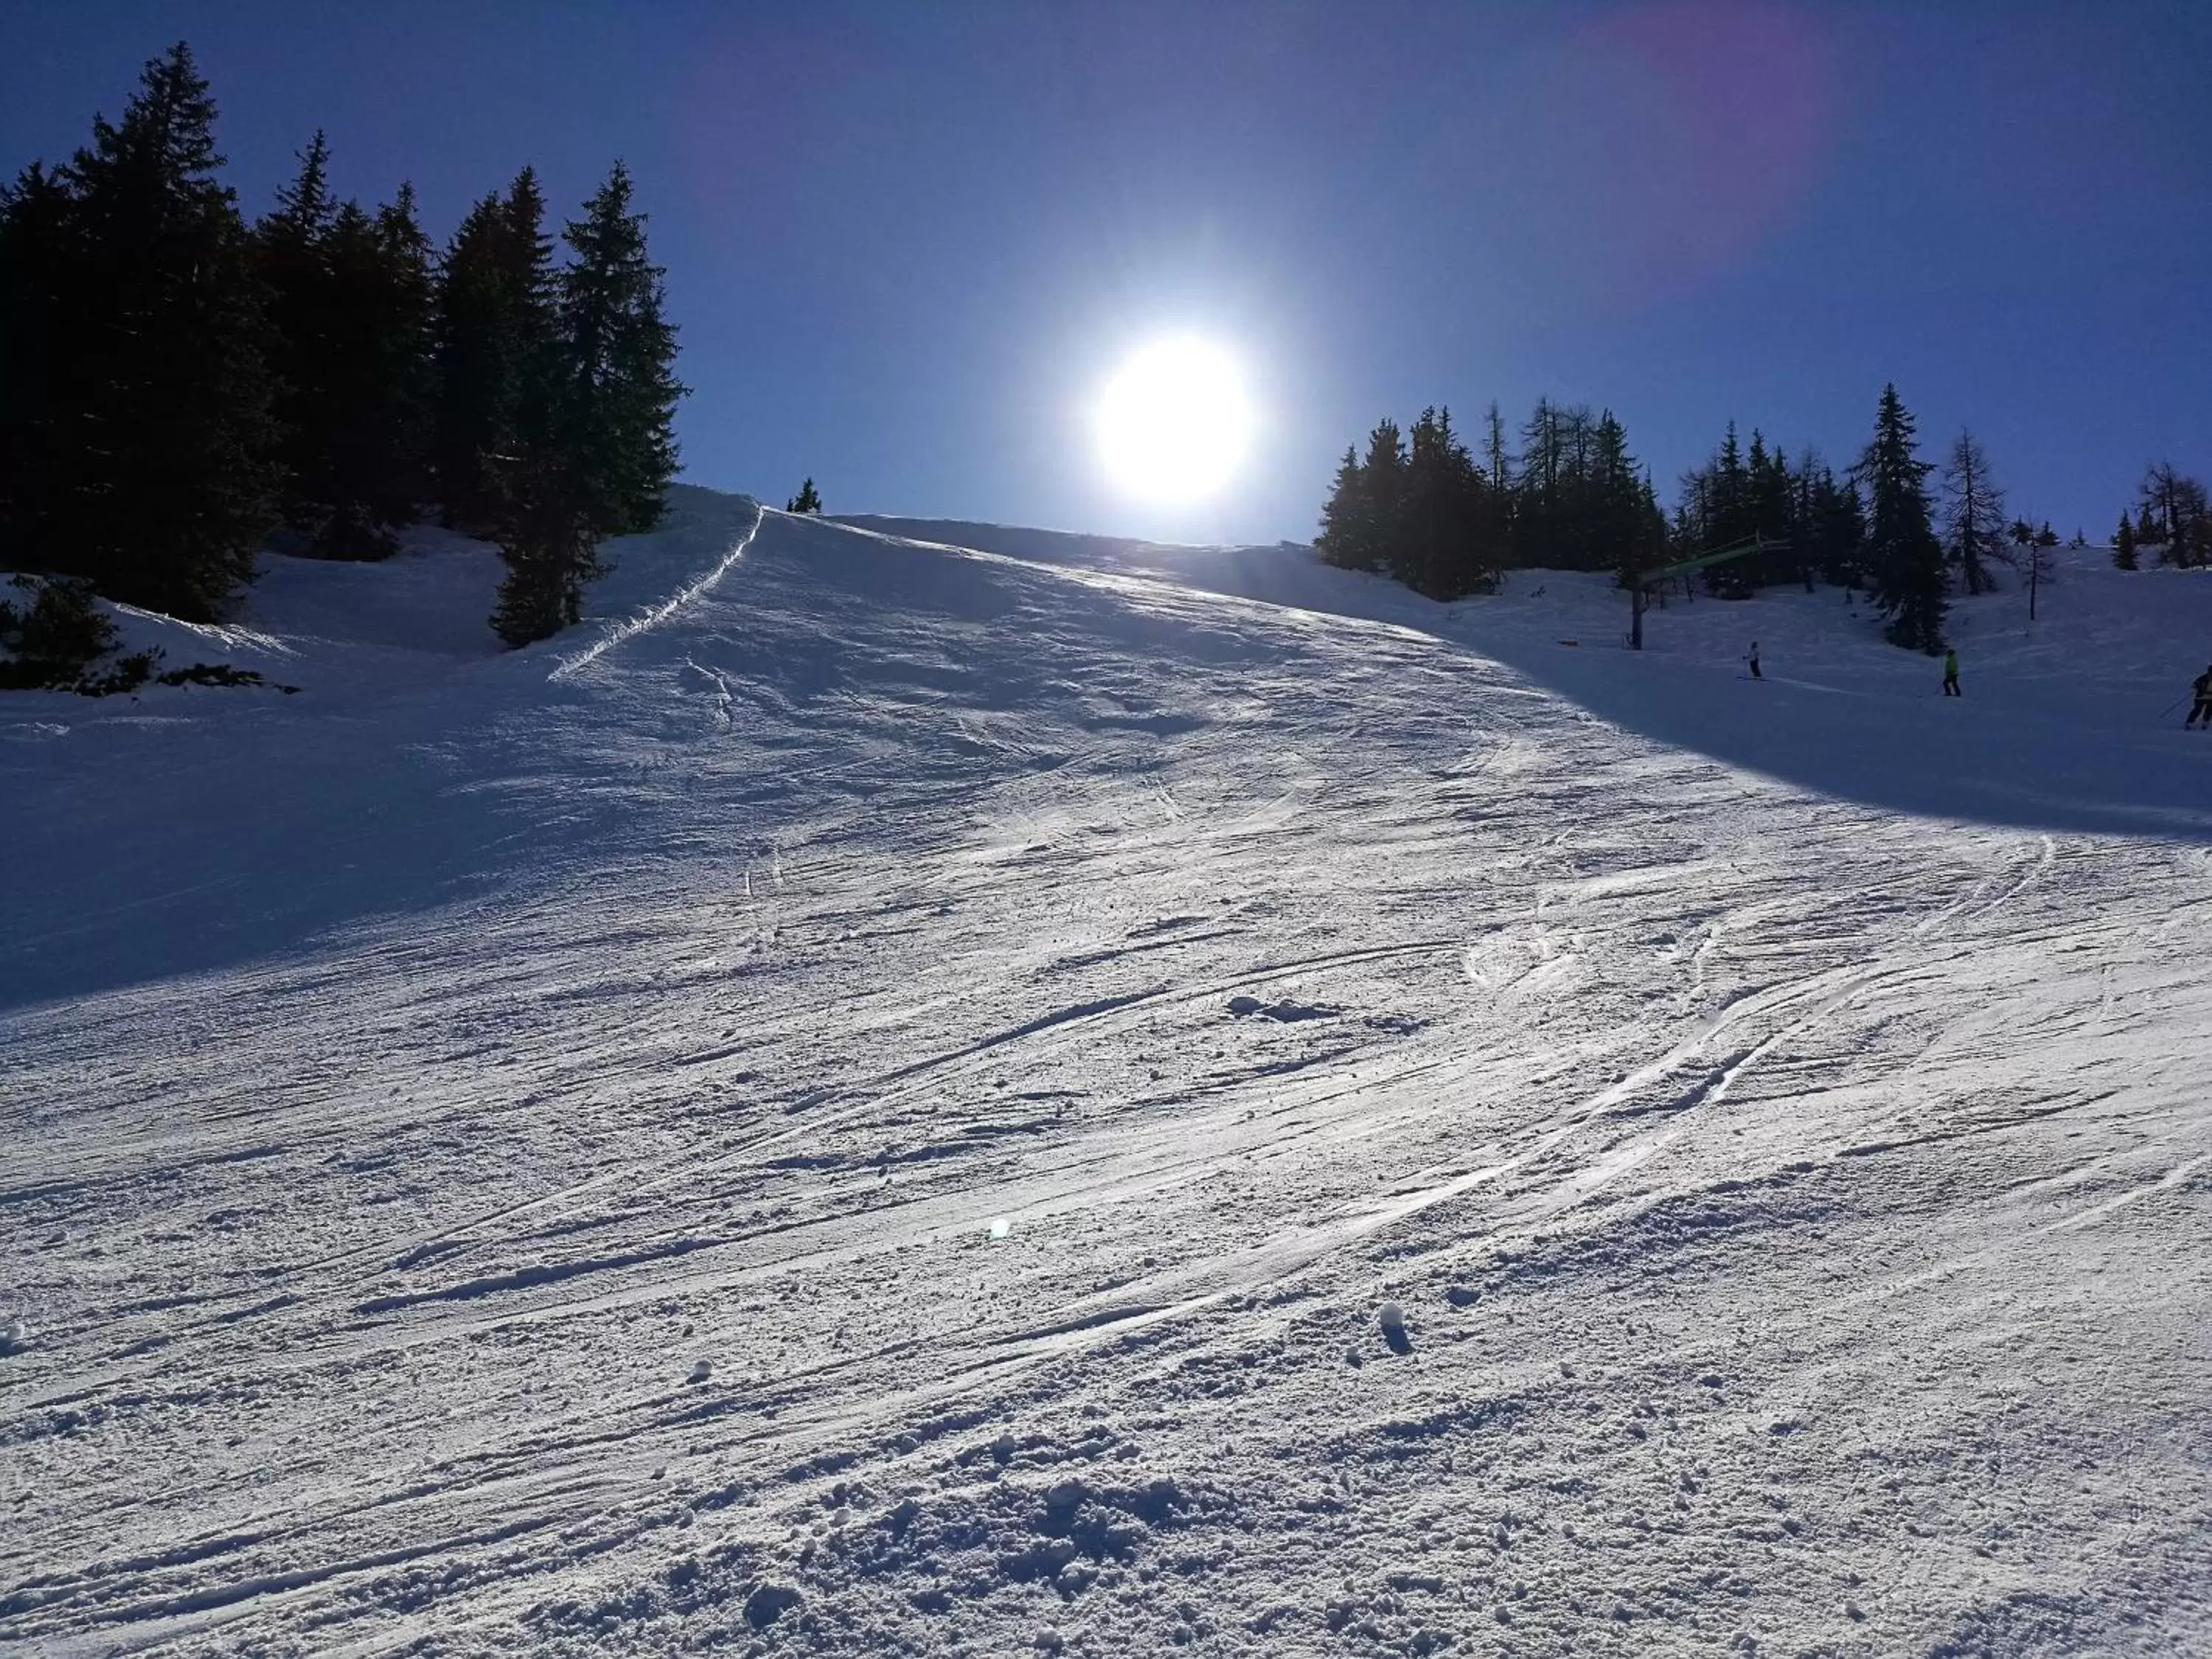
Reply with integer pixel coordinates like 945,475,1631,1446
4,491,2210,1656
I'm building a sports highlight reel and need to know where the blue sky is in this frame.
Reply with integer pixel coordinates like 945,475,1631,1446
4,1,2207,546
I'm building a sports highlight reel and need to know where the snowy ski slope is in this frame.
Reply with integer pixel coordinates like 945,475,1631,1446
3,493,2209,1655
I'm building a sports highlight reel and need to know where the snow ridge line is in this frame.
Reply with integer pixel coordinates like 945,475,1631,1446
547,498,765,681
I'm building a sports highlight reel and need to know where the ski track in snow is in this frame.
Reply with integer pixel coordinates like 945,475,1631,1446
3,503,2210,1656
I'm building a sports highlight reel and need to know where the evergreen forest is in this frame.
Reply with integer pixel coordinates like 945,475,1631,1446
1318,389,2209,654
0,42,686,666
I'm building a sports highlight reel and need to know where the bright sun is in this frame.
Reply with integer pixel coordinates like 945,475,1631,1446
1093,336,1253,505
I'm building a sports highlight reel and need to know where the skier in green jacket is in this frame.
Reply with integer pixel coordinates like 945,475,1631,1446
1941,649,1961,697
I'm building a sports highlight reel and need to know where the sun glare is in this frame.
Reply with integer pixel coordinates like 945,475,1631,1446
1093,336,1253,506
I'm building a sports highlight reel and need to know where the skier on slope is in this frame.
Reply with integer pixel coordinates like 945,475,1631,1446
1942,648,1961,698
1747,641,1762,680
2186,663,2212,729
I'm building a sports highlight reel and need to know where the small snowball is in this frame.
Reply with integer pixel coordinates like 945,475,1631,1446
1377,1301,1406,1332
987,1217,1012,1240
688,1359,712,1385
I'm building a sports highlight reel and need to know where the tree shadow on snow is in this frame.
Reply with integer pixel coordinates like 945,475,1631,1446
1454,629,2212,846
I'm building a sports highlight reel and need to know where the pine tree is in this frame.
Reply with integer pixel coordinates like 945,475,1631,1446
432,170,554,535
1680,422,1759,595
1712,423,1751,545
1315,448,1370,571
1402,406,1490,597
1358,417,1407,571
257,139,437,559
785,477,822,514
548,161,682,535
1939,429,2005,594
310,192,434,556
430,192,507,530
366,183,437,521
2113,512,2138,570
49,43,279,618
1591,411,1654,583
1748,434,1798,585
1790,447,1824,589
1318,409,1518,591
257,133,336,534
1812,468,1867,589
1852,384,1947,652
488,319,580,644
491,162,684,646
1708,428,1792,596
1747,432,1791,536
0,161,76,573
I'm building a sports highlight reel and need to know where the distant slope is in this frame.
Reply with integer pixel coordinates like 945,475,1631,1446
830,512,1362,610
838,513,2212,838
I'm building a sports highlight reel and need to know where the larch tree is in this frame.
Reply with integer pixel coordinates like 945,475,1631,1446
1481,400,1513,493
1939,429,2006,595
2139,462,2211,569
